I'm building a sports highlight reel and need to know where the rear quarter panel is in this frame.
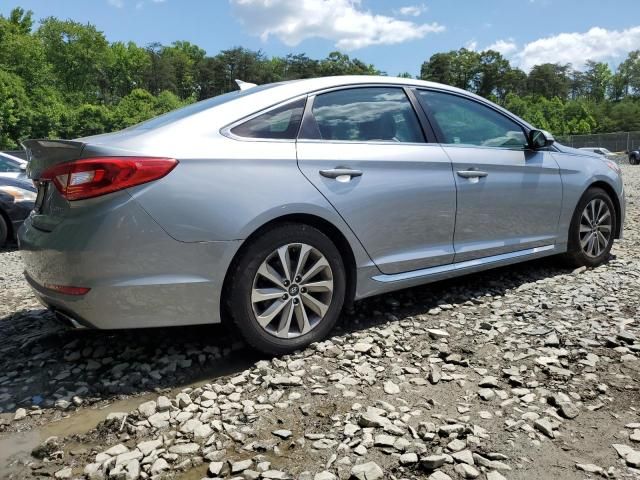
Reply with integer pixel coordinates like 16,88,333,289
126,139,375,268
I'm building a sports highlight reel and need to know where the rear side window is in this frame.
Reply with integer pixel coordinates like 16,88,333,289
417,90,527,149
301,87,424,143
230,98,306,140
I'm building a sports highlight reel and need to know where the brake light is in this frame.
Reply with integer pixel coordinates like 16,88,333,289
41,157,178,201
43,284,91,296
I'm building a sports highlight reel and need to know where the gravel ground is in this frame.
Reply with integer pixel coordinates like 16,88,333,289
1,164,639,480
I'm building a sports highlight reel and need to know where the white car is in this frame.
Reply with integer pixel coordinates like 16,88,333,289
0,152,27,179
579,147,618,159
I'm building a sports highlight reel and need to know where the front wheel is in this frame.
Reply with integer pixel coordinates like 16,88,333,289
562,187,616,268
630,154,639,166
227,223,346,355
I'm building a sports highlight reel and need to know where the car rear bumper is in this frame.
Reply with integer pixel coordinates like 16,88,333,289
18,195,240,329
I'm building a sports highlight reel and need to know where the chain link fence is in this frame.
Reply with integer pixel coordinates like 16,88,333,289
556,131,640,155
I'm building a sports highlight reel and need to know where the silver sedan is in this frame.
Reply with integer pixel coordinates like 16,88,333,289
18,76,625,354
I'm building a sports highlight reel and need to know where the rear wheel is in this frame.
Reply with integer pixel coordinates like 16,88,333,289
630,154,639,165
227,223,346,355
562,187,616,268
0,214,8,247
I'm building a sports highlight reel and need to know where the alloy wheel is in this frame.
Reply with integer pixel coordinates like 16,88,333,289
251,243,334,339
579,198,612,258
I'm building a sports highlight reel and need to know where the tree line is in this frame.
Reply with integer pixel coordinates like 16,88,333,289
1,7,640,149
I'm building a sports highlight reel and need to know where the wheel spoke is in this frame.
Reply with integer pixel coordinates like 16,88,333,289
256,298,288,328
293,244,312,280
276,245,292,282
301,279,333,293
594,200,603,223
596,230,608,250
300,256,329,284
579,224,591,233
257,262,286,289
294,302,312,335
275,300,295,338
252,287,285,303
587,234,597,257
597,210,611,225
301,292,329,317
580,232,592,249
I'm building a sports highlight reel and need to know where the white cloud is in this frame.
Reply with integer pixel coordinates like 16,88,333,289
486,39,518,56
107,0,124,7
516,26,640,71
229,0,445,50
395,4,427,17
464,40,478,51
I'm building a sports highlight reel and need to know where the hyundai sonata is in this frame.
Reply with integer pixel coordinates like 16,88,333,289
19,76,625,354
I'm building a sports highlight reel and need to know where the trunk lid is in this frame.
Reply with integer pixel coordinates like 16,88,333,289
23,139,86,180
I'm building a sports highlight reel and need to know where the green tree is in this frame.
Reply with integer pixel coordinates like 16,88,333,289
527,63,571,99
584,61,612,102
0,70,31,148
37,17,110,101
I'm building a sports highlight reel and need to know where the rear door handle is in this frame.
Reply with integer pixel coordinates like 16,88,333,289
457,169,488,179
319,168,363,179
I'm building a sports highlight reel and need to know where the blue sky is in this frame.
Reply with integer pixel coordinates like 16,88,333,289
2,0,640,76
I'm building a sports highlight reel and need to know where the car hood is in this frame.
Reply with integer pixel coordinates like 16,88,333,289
554,143,601,158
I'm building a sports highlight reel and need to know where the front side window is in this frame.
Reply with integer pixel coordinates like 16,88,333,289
302,87,424,143
417,90,527,149
230,98,306,140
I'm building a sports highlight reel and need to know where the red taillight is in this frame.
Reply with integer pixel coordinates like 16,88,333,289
41,157,178,201
43,284,91,296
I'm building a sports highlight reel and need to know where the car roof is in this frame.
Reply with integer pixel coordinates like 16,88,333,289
0,152,27,163
79,75,535,151
176,75,534,130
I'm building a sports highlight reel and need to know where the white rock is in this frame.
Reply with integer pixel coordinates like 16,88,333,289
13,408,27,421
350,462,383,480
137,400,156,418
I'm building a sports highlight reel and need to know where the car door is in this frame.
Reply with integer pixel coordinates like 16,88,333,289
415,89,562,263
296,86,457,275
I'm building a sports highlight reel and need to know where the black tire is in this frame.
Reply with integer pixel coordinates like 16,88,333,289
0,213,8,247
630,154,639,166
227,223,346,355
562,187,616,268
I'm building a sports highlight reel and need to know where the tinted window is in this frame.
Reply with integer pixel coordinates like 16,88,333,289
303,87,424,143
230,98,305,139
418,90,526,149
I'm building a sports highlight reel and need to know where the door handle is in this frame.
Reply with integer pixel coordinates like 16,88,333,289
319,168,363,179
457,169,488,179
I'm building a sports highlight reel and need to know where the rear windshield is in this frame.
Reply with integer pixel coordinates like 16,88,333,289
129,83,281,131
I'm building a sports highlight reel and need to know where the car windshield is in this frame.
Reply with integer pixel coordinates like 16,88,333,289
128,83,282,131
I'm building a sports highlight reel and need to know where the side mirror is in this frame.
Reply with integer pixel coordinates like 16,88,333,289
528,129,555,149
19,163,27,171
